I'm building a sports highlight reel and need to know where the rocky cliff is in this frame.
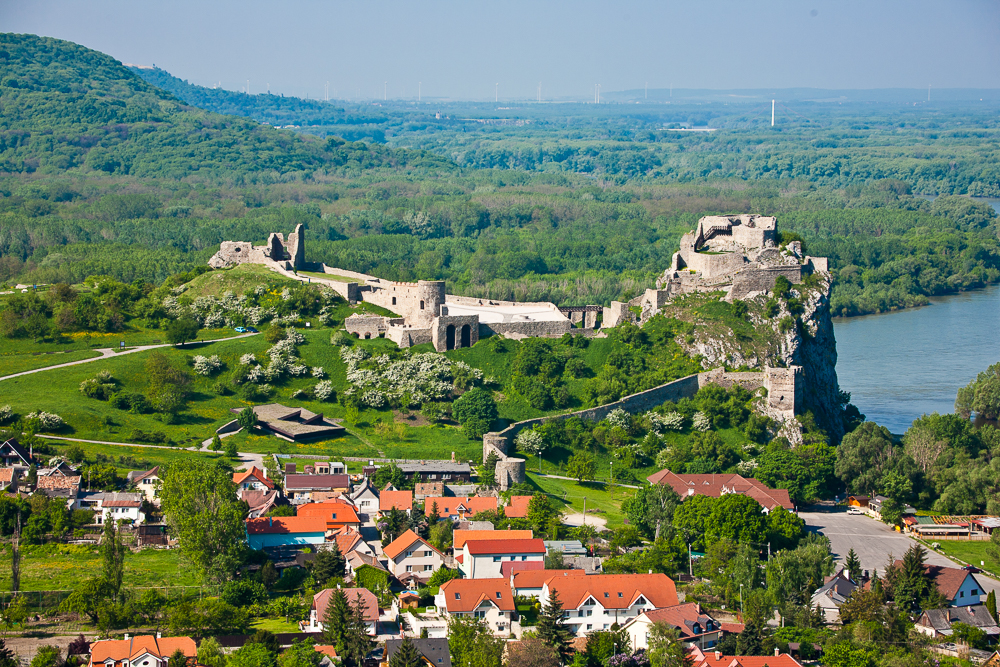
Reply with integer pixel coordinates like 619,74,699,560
659,276,845,443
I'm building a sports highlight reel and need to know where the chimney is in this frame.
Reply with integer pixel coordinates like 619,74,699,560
774,648,780,657
715,652,722,661
124,633,130,641
451,451,455,462
156,631,161,639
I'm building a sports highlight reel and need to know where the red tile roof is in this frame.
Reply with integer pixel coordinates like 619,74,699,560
89,635,196,666
330,527,364,556
424,496,497,517
453,529,534,550
313,587,379,622
246,516,328,535
298,502,361,525
380,490,413,512
512,568,587,590
688,647,802,667
646,471,793,511
504,495,532,518
465,538,546,555
35,475,79,490
383,529,442,560
440,578,515,613
233,467,275,489
543,573,679,610
0,468,15,484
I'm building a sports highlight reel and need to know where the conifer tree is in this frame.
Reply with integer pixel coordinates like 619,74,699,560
988,590,997,622
845,548,862,580
536,590,573,663
389,637,423,667
321,589,350,652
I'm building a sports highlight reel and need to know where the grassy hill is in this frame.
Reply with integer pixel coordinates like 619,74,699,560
0,34,455,178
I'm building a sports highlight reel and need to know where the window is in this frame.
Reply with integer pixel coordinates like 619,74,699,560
392,297,397,305
424,550,433,557
455,593,461,600
406,565,413,572
420,300,425,310
618,592,623,597
424,565,433,571
406,550,414,557
521,556,527,561
578,610,584,618
961,591,965,598
496,592,502,599
493,556,501,562
603,624,609,629
587,624,593,630
972,588,979,595
604,592,609,598
443,474,452,480
586,609,593,617
475,610,486,619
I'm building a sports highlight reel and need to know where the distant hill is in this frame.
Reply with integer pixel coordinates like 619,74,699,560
0,34,454,178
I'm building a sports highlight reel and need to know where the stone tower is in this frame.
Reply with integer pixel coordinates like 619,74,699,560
287,224,306,270
412,280,446,327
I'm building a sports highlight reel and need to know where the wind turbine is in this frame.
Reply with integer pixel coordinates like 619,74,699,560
495,82,499,103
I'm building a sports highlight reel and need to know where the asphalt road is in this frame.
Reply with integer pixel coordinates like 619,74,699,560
801,509,1000,600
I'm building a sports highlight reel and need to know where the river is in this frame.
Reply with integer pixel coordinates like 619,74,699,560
834,283,1000,434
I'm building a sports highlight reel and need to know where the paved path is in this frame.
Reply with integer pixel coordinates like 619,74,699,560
562,512,609,531
37,434,265,471
0,333,258,382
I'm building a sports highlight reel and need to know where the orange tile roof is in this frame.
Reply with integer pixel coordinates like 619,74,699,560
233,466,275,489
688,648,802,667
246,516,328,535
314,645,338,658
424,496,497,517
511,569,586,589
504,495,532,518
89,635,196,665
383,529,442,560
465,538,545,555
380,490,413,512
330,527,364,555
440,578,515,613
646,471,793,511
36,475,80,490
543,573,679,610
298,502,361,525
454,529,533,549
640,603,720,641
0,468,15,484
313,587,379,622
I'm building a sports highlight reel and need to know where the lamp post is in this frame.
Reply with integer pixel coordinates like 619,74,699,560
609,461,614,498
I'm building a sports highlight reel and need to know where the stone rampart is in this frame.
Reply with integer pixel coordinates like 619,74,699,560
729,266,804,300
361,280,445,326
433,315,480,351
480,319,572,340
386,325,433,348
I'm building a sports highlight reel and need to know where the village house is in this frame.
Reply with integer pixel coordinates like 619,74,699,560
383,638,451,667
646,471,794,513
245,516,328,550
73,492,145,525
511,569,587,598
891,561,984,607
232,467,274,493
313,462,346,475
811,569,865,623
540,573,680,636
398,461,473,484
459,538,546,579
298,501,362,531
34,474,81,501
425,496,497,521
379,489,414,516
916,604,1000,639
241,489,287,518
349,477,379,516
87,634,197,667
306,588,380,635
0,468,18,492
285,474,351,502
435,579,517,636
383,529,445,581
686,647,804,667
453,529,534,551
414,481,444,500
0,438,32,468
504,495,532,518
622,603,724,651
127,467,161,503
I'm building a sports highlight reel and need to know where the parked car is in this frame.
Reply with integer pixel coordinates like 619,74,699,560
234,327,247,333
847,507,863,515
246,327,259,333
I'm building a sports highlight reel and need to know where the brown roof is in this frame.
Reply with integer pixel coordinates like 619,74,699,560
511,569,586,589
465,538,545,555
233,467,275,489
380,490,413,512
89,635,196,666
240,488,282,514
285,474,351,490
454,529,534,550
383,529,442,560
646,471,794,511
36,475,80,490
639,603,720,640
543,573,679,610
440,578,515,613
891,560,975,601
504,495,532,518
424,496,497,517
313,587,379,622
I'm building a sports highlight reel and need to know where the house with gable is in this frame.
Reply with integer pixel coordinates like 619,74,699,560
0,468,19,493
73,492,145,525
350,477,379,517
435,578,517,636
87,634,197,667
285,474,351,502
233,467,275,493
424,496,497,521
453,529,534,551
916,604,1000,639
127,467,161,503
459,538,546,579
383,638,451,667
0,438,32,468
686,647,803,667
622,603,725,651
540,573,679,636
383,529,444,581
811,569,865,622
245,516,328,550
890,561,985,607
511,569,587,599
242,489,287,518
298,500,362,531
305,587,380,635
646,470,794,513
379,489,414,517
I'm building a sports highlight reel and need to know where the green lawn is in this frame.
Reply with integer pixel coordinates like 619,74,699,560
0,349,102,377
0,544,202,591
526,472,631,530
920,539,1000,578
251,618,303,633
182,263,300,298
42,439,225,475
297,270,358,284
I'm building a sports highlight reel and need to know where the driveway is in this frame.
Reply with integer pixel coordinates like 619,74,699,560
801,509,1000,599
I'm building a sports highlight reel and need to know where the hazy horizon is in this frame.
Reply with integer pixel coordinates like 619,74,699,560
3,0,999,101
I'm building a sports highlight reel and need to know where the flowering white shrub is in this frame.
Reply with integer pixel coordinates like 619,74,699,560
515,429,544,455
361,389,386,408
284,328,305,345
280,287,292,301
314,381,335,401
246,366,266,384
254,284,268,296
311,367,326,379
737,459,759,475
95,370,114,383
607,408,631,431
203,312,226,328
193,355,222,376
0,405,14,424
170,285,189,295
27,411,64,430
692,412,711,432
290,389,306,399
240,353,257,365
289,364,309,377
655,448,673,469
647,411,685,434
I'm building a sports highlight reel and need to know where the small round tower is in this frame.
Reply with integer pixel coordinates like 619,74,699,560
413,280,446,326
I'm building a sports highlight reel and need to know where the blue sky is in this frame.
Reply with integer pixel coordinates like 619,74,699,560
3,0,999,100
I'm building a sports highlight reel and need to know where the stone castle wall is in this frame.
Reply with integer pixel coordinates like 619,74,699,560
360,280,445,327
729,265,805,300
433,315,480,351
480,319,573,339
